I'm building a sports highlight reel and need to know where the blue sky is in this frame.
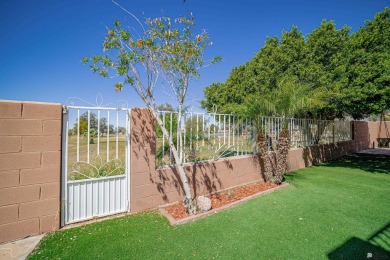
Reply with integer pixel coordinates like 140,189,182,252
0,0,388,111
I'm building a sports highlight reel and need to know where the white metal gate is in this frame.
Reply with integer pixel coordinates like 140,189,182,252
61,96,130,226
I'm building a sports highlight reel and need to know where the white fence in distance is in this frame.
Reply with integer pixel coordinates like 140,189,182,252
156,111,352,167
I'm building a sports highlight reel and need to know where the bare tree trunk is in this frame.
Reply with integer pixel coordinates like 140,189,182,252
177,104,184,164
152,109,196,214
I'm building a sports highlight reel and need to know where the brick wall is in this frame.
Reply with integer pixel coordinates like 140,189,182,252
378,121,390,137
352,120,390,148
0,100,62,244
0,104,384,244
368,121,379,148
130,109,377,213
377,120,390,145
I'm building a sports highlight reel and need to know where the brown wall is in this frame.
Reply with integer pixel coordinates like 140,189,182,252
352,120,390,148
0,104,384,244
0,100,62,244
129,109,376,213
377,120,390,143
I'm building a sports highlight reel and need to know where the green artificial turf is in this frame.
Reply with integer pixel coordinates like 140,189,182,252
29,153,390,259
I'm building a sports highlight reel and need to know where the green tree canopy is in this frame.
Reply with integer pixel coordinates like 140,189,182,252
201,8,390,119
339,8,390,118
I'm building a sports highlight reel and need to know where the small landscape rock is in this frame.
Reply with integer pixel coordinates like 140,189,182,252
196,196,212,213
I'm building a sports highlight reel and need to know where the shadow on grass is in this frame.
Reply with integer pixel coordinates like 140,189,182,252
283,170,309,187
328,222,390,260
322,153,390,174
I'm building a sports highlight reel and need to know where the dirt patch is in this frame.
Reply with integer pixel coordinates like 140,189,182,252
164,181,280,220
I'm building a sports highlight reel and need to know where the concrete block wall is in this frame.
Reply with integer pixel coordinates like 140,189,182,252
367,121,380,148
288,141,358,171
352,120,390,148
130,108,262,212
352,121,370,148
129,109,377,213
0,100,62,244
377,120,390,146
0,104,384,244
378,121,389,136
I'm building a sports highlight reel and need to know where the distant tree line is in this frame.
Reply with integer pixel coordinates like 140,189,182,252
69,112,126,138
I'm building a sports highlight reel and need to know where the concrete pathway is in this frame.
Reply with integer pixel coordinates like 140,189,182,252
356,148,390,156
0,235,44,260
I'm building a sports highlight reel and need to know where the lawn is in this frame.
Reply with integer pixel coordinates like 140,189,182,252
29,153,390,259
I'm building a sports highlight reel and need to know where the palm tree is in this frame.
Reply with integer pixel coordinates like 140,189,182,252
243,78,329,184
242,95,274,181
270,78,326,183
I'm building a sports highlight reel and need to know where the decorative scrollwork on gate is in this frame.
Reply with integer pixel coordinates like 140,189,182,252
66,93,128,109
68,155,125,181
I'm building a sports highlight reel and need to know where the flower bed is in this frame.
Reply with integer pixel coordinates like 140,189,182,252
164,181,281,220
